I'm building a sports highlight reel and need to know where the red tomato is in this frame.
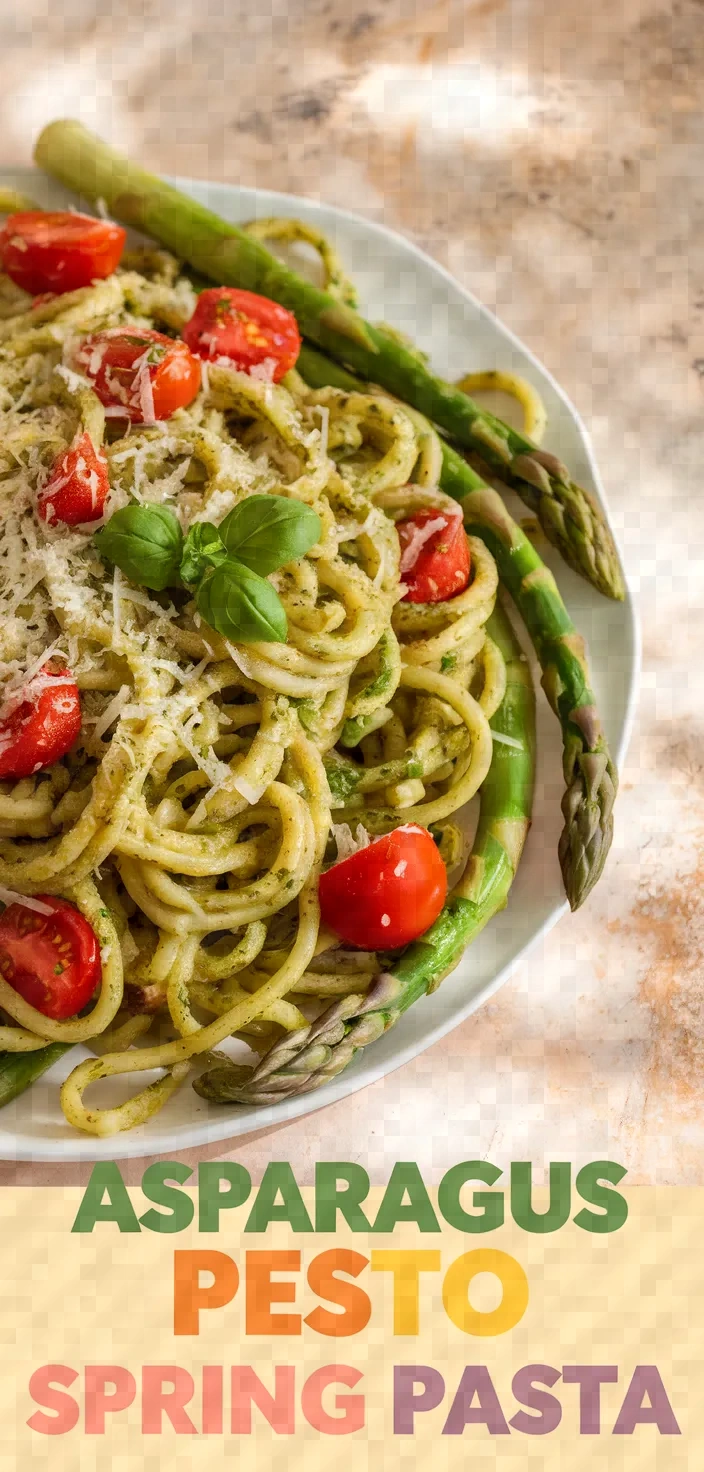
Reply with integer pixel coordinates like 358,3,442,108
182,287,301,382
0,668,82,781
0,896,101,1020
37,432,109,527
319,823,447,950
397,508,470,603
0,211,126,295
74,327,201,424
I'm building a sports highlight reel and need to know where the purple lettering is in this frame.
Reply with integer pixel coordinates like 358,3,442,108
443,1366,510,1436
613,1367,681,1435
562,1365,618,1434
393,1366,445,1434
510,1365,562,1435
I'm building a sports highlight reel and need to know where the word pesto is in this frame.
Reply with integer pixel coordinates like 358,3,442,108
95,493,321,642
72,1159,628,1236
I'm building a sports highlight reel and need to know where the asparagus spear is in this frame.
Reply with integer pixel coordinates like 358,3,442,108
0,1044,73,1108
297,343,617,910
194,602,535,1105
34,120,624,602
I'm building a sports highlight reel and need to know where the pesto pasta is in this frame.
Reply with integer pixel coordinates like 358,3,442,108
0,247,508,1136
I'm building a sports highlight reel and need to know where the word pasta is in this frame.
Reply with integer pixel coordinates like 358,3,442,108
27,1363,680,1438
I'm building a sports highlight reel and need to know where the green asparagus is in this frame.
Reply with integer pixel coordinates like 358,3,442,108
297,343,616,909
194,602,535,1105
0,1043,73,1109
34,119,624,602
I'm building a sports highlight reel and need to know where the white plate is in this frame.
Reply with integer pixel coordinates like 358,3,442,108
0,169,639,1161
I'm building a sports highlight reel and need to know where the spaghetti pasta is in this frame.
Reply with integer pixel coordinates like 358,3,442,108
0,247,503,1136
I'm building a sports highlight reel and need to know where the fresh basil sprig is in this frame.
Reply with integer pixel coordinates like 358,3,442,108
94,494,321,644
179,521,229,585
217,495,322,576
95,505,183,592
196,559,288,643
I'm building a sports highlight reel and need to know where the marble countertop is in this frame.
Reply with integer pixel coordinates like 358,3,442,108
0,0,701,1186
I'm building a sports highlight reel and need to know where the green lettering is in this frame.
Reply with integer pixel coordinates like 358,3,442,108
71,1162,140,1233
574,1161,628,1233
139,1162,194,1232
372,1163,440,1232
245,1163,313,1232
438,1161,504,1232
199,1162,251,1231
315,1162,371,1232
511,1162,571,1233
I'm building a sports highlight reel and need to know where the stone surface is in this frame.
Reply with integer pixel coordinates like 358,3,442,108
0,0,701,1184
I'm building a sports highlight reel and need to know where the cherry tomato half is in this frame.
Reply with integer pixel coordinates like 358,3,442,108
74,327,201,424
0,668,82,781
0,211,126,295
0,896,101,1020
318,823,447,950
182,287,301,382
397,508,470,603
37,432,109,527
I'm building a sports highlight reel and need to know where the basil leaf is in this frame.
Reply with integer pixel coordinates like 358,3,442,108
195,559,288,643
180,521,228,585
95,505,184,592
218,495,321,576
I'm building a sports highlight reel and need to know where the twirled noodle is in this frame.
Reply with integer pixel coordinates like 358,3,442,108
243,217,358,308
0,243,506,1137
455,369,547,445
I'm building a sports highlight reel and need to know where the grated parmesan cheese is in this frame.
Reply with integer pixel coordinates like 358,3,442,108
491,730,524,750
183,656,211,685
112,565,123,641
0,887,54,916
232,774,266,805
88,684,131,742
313,404,329,460
54,363,91,394
3,639,67,695
178,711,232,788
224,642,257,681
330,822,371,863
399,515,450,575
248,357,277,384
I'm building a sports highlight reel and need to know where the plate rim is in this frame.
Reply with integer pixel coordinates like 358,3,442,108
0,169,640,1161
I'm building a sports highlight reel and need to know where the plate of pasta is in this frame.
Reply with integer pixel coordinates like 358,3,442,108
0,122,637,1160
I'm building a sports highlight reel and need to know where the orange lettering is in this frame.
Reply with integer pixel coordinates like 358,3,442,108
173,1250,239,1336
304,1250,371,1337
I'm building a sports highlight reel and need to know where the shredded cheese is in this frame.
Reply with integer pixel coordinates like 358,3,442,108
313,404,330,459
491,730,524,750
0,887,54,916
54,363,91,393
399,515,449,574
331,822,371,862
178,711,232,787
88,684,131,742
248,357,277,384
232,774,267,805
